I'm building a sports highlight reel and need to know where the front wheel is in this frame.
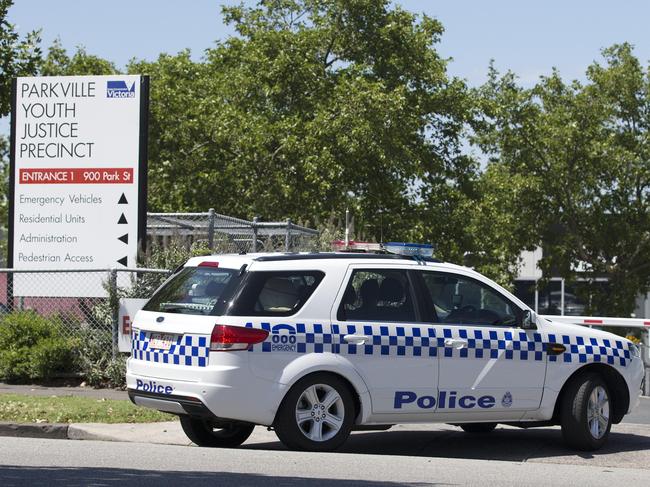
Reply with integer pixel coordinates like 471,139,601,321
274,373,355,451
560,373,612,451
179,416,255,448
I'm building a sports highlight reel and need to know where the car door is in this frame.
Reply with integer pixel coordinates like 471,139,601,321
416,270,546,415
332,265,438,418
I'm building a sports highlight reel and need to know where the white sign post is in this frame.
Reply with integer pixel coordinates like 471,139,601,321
9,75,149,297
118,298,148,352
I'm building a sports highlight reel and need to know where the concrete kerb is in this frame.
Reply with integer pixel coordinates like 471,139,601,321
0,422,70,439
0,421,190,445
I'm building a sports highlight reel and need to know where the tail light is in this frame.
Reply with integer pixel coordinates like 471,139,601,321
210,325,269,351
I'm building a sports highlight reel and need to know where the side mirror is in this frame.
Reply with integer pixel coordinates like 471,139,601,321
521,310,537,330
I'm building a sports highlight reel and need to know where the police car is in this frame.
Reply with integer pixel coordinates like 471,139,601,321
126,243,644,451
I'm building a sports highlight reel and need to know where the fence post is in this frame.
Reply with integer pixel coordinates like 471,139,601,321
109,268,118,360
641,329,650,396
285,219,291,252
207,208,216,251
252,216,259,253
6,271,13,312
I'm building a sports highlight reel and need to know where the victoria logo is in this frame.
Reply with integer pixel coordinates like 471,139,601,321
107,80,136,98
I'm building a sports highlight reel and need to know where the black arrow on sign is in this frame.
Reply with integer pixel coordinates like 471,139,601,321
117,256,128,266
118,213,128,224
118,193,128,204
118,233,129,244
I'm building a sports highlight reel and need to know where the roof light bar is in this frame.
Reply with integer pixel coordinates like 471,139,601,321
331,240,434,258
331,240,382,252
384,242,434,258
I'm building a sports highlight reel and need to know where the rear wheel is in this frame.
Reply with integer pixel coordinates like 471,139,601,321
459,423,497,434
274,373,355,451
560,372,612,451
179,416,255,448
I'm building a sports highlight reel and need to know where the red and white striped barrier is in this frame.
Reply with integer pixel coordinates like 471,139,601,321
540,315,650,329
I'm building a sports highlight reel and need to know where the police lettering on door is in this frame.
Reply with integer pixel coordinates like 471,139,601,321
394,390,496,409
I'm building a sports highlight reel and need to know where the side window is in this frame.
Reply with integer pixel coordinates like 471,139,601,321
420,272,520,326
337,269,416,322
229,271,324,316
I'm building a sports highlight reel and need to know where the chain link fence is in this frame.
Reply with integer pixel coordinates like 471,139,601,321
147,209,320,253
0,268,171,351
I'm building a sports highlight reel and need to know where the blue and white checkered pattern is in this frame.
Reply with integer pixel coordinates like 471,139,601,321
246,322,633,367
331,323,437,357
549,333,631,366
247,322,333,353
132,330,210,367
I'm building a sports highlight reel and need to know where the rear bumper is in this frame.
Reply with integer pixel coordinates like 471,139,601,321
126,355,285,425
128,389,217,418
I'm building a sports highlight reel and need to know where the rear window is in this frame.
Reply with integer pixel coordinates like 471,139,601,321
228,271,324,316
143,266,241,315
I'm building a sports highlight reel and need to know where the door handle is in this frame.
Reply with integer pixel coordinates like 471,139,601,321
344,334,370,345
444,338,467,349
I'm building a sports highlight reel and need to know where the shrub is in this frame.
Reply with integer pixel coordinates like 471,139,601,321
72,328,127,388
0,311,78,382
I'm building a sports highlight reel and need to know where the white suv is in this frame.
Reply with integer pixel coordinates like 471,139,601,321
126,250,644,451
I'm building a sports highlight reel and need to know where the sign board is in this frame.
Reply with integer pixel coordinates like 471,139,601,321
9,75,149,296
118,297,148,352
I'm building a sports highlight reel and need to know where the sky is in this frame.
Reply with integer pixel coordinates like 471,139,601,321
9,0,650,86
5,0,650,135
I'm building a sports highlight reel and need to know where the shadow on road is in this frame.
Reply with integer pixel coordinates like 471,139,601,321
0,466,441,487
245,426,650,464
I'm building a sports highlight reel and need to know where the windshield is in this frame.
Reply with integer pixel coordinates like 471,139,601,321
143,266,241,315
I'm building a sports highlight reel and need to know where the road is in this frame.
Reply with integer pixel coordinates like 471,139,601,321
0,397,648,485
2,418,650,486
0,434,648,487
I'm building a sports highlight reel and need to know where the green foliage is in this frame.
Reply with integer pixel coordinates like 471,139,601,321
73,329,126,388
128,0,473,247
39,39,118,76
0,0,41,116
0,311,77,382
0,0,41,253
474,44,650,314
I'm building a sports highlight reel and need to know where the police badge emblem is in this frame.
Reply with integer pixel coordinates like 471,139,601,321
502,391,513,408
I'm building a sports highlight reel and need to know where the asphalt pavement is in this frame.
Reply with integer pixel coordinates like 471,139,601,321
2,384,650,485
1,435,648,486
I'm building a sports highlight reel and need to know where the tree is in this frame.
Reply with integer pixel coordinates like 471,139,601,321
39,39,117,76
0,0,41,116
129,0,475,249
474,44,650,315
0,0,41,262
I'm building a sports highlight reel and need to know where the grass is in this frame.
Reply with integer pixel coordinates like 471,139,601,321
0,393,176,424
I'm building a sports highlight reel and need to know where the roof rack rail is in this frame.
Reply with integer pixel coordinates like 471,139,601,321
254,253,440,263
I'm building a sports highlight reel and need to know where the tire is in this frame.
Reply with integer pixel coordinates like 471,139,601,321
560,372,612,451
274,373,355,451
179,416,255,448
459,422,497,434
